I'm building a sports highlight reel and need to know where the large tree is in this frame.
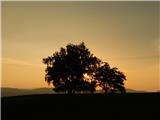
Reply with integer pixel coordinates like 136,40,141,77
43,42,101,93
43,42,126,93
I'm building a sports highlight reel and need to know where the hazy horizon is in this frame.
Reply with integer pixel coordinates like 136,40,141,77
2,1,159,92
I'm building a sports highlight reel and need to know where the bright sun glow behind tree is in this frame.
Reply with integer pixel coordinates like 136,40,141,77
83,73,102,90
83,73,92,82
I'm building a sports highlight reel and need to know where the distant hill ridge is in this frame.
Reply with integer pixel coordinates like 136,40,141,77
1,87,54,97
1,87,146,97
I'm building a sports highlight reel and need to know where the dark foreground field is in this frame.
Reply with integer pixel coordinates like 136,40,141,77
2,93,159,120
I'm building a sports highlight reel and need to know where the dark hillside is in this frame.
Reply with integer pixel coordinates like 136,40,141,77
2,93,159,120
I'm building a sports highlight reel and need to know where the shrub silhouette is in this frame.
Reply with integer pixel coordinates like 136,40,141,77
43,42,126,93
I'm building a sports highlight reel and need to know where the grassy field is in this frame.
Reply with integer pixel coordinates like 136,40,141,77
2,93,159,120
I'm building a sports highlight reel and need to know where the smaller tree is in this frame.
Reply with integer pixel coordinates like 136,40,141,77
96,62,126,93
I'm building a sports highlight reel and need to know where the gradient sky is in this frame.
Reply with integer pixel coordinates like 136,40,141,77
2,1,159,91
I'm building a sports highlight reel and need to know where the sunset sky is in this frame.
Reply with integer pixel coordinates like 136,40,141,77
2,1,159,92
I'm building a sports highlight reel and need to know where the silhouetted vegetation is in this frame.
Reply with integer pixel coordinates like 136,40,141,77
96,62,126,93
43,42,126,93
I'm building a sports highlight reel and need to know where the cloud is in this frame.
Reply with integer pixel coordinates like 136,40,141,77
106,55,158,60
2,58,44,67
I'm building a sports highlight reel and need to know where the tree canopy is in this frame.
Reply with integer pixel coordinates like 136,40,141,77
43,42,126,93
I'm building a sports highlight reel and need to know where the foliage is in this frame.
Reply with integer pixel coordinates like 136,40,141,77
96,62,126,93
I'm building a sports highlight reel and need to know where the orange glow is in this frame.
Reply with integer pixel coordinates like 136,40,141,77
83,73,92,83
2,2,159,92
83,73,90,79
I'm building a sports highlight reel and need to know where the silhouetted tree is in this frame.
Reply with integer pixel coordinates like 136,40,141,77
43,42,126,94
96,62,126,93
43,42,101,93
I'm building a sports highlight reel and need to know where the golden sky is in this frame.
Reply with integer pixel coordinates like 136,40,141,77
2,1,159,91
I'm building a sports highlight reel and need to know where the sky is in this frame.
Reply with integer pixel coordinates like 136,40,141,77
1,1,159,92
